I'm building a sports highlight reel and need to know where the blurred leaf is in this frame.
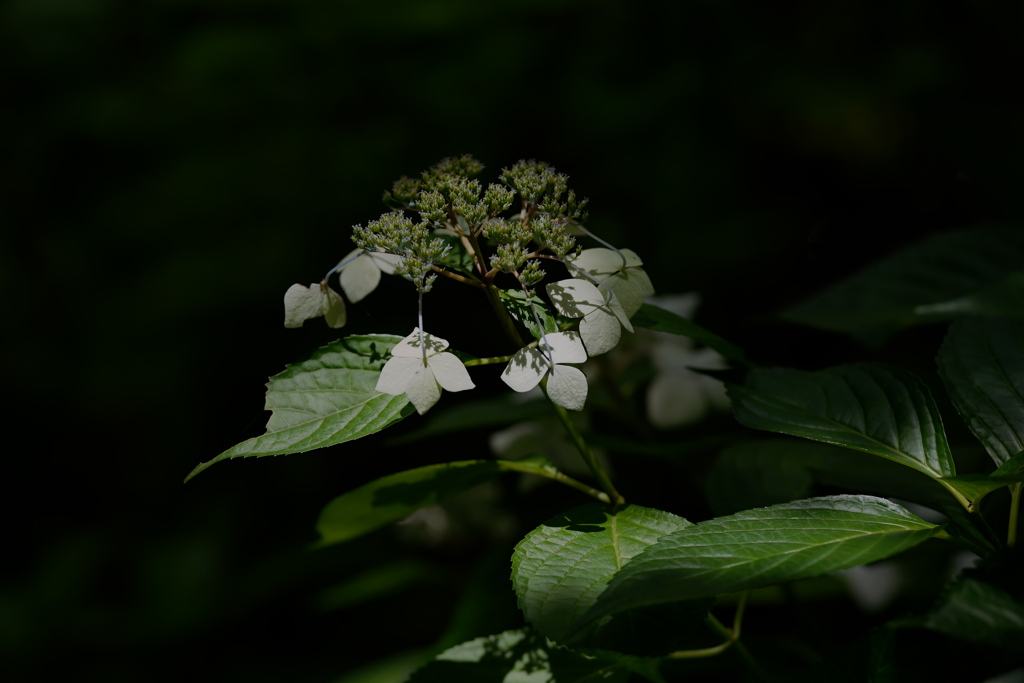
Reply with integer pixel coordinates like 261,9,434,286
406,628,631,683
333,649,429,683
781,226,1024,343
705,439,817,515
388,395,551,444
938,316,1024,467
511,503,691,644
631,303,750,367
894,577,1024,652
500,288,559,340
581,496,938,630
793,628,896,683
727,363,955,480
186,335,413,481
312,559,441,611
317,458,592,546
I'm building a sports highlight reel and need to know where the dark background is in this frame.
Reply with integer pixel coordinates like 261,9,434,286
3,0,1022,680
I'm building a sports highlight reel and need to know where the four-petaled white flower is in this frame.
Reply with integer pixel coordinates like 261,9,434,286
569,247,654,317
337,249,404,303
546,279,633,356
283,280,346,328
376,329,475,415
501,331,589,411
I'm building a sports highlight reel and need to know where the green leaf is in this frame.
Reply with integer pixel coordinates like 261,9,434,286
434,231,477,276
581,496,938,630
704,439,817,515
727,363,956,480
186,335,414,481
994,449,1024,477
511,503,692,644
631,303,750,367
499,288,559,340
406,628,631,683
938,316,1024,467
781,226,1024,343
317,458,602,546
894,577,1024,652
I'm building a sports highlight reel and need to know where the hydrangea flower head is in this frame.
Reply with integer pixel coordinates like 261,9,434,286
375,329,475,414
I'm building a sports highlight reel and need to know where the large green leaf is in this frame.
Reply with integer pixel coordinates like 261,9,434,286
630,303,750,367
727,363,955,481
406,628,631,683
704,439,817,515
317,458,596,546
938,317,1024,467
511,503,692,644
186,335,413,481
894,577,1024,652
781,226,1024,343
580,496,938,630
499,288,560,340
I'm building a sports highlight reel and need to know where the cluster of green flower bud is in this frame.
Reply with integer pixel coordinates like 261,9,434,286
351,212,450,292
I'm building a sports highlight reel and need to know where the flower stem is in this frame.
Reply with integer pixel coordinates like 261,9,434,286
1009,482,1022,547
548,395,624,506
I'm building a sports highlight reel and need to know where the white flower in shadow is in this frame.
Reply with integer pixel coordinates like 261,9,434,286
283,280,346,328
375,329,475,414
569,247,654,317
337,249,403,303
501,331,588,411
546,279,633,356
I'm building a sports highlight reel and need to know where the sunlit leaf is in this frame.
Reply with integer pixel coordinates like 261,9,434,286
938,316,1024,467
511,503,691,644
581,496,938,631
781,226,1024,343
186,335,413,481
499,288,559,340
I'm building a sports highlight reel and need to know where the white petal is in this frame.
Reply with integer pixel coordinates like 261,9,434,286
404,366,442,414
547,365,588,411
543,331,587,365
546,279,604,318
605,293,633,332
368,251,403,275
579,310,621,356
391,329,450,358
375,356,421,395
570,247,623,275
321,285,347,328
429,352,475,392
340,252,382,303
607,272,652,318
284,283,334,328
501,347,549,393
618,248,644,269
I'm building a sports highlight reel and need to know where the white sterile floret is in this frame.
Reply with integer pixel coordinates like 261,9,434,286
501,331,589,411
375,329,475,415
569,247,655,317
283,281,346,328
337,249,403,303
546,278,633,356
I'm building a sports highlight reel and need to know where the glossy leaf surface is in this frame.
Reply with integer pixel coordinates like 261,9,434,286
938,316,1024,466
187,335,413,480
728,363,955,480
512,503,691,643
581,496,938,629
896,578,1024,652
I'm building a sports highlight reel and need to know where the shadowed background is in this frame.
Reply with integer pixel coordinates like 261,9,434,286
2,0,1022,680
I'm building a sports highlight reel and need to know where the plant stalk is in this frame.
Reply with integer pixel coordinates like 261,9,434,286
549,397,624,506
1009,481,1022,547
498,460,610,504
